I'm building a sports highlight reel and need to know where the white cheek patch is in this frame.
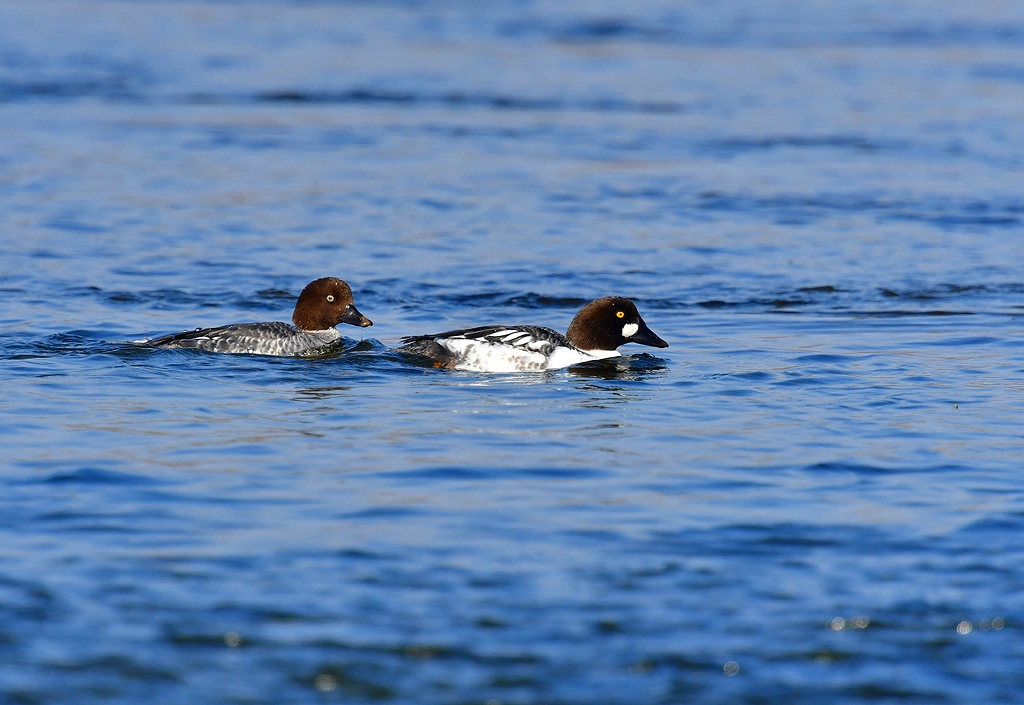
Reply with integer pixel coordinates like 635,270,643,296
621,322,639,338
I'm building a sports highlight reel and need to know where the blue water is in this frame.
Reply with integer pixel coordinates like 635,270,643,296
2,1,1024,703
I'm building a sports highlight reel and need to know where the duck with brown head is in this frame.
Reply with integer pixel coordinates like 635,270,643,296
144,277,372,356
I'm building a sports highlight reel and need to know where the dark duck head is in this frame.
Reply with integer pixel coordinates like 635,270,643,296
292,277,372,331
565,296,668,352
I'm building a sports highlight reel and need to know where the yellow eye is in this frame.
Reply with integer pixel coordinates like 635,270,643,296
616,311,624,318
326,295,335,302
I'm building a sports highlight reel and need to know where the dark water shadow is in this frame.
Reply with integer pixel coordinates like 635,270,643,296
568,353,669,381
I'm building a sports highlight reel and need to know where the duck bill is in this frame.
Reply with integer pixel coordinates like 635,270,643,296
341,305,373,328
630,318,668,348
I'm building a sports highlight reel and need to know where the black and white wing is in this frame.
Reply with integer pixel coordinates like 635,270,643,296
402,325,568,354
398,325,575,371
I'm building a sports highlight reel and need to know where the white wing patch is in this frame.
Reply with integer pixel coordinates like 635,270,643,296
547,347,620,370
479,329,551,351
443,338,549,372
429,325,623,372
621,322,639,338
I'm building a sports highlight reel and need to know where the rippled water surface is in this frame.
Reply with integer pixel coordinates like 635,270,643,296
2,1,1024,703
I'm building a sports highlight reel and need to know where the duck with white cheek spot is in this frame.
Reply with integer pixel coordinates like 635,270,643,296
398,296,668,372
143,277,372,356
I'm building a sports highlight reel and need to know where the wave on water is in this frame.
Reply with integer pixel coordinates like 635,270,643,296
0,75,144,103
65,284,309,314
505,12,1024,47
36,467,162,486
250,89,683,115
696,192,1024,229
385,465,608,482
398,283,1022,316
